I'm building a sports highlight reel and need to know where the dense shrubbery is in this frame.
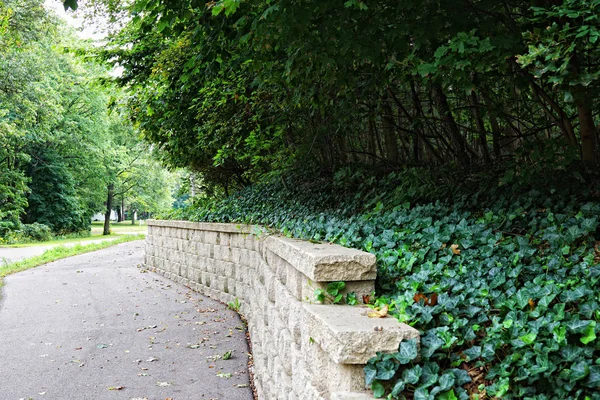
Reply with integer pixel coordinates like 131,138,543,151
19,223,53,242
0,223,53,245
165,164,600,399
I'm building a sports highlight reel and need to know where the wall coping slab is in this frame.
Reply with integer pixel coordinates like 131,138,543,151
303,304,420,364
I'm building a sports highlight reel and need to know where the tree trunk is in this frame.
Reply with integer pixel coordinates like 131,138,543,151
120,198,125,221
131,209,137,225
432,83,472,166
409,82,423,163
469,90,491,163
103,184,114,236
382,103,399,165
480,90,502,159
367,118,377,164
577,99,599,165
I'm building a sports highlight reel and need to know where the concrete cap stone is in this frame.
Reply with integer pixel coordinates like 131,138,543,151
147,219,268,235
264,236,377,282
331,392,377,400
303,304,420,364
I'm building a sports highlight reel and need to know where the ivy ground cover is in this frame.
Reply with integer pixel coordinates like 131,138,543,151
166,169,600,399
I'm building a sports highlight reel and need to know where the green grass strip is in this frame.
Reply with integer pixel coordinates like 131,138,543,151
0,234,145,289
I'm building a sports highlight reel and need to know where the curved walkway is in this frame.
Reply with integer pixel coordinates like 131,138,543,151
0,241,252,400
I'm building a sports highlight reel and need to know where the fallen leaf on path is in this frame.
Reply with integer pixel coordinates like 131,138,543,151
156,381,171,387
368,304,388,318
216,372,232,379
97,344,109,349
108,386,124,390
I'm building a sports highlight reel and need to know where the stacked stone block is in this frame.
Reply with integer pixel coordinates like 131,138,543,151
144,220,419,400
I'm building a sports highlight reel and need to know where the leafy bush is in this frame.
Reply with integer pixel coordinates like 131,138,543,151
166,165,600,399
0,223,53,244
20,223,52,242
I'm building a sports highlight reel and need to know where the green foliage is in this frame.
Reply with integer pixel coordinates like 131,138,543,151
24,145,91,234
19,223,52,242
314,282,356,305
0,222,52,244
227,297,241,312
98,0,600,198
0,0,110,237
0,0,175,239
519,1,600,95
169,165,600,398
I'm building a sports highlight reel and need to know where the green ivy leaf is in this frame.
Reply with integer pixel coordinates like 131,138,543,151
402,364,422,384
488,377,510,397
570,361,590,382
413,386,430,400
437,389,458,400
396,338,419,364
450,368,472,386
371,380,385,398
376,359,399,381
463,345,481,361
327,281,346,296
438,372,456,391
585,366,600,388
422,362,440,388
365,363,377,386
580,320,596,344
519,332,537,345
391,379,406,396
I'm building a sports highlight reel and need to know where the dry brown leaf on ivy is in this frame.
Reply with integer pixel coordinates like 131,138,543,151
451,244,461,255
413,293,427,303
362,294,371,304
427,293,438,306
414,293,438,306
528,298,536,311
368,304,388,318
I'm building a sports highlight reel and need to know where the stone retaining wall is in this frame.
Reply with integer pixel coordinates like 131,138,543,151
144,220,419,400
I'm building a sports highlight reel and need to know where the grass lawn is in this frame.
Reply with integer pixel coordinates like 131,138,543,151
90,220,148,234
1,221,147,249
0,234,145,290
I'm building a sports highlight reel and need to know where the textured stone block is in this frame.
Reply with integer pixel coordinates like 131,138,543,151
303,304,419,364
215,245,233,262
264,235,376,282
204,231,219,245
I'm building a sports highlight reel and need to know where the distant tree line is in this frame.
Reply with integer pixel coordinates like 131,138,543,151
0,0,174,240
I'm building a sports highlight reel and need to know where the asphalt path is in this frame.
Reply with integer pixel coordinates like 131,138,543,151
0,241,252,400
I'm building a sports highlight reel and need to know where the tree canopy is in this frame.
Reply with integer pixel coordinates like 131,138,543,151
75,0,598,196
